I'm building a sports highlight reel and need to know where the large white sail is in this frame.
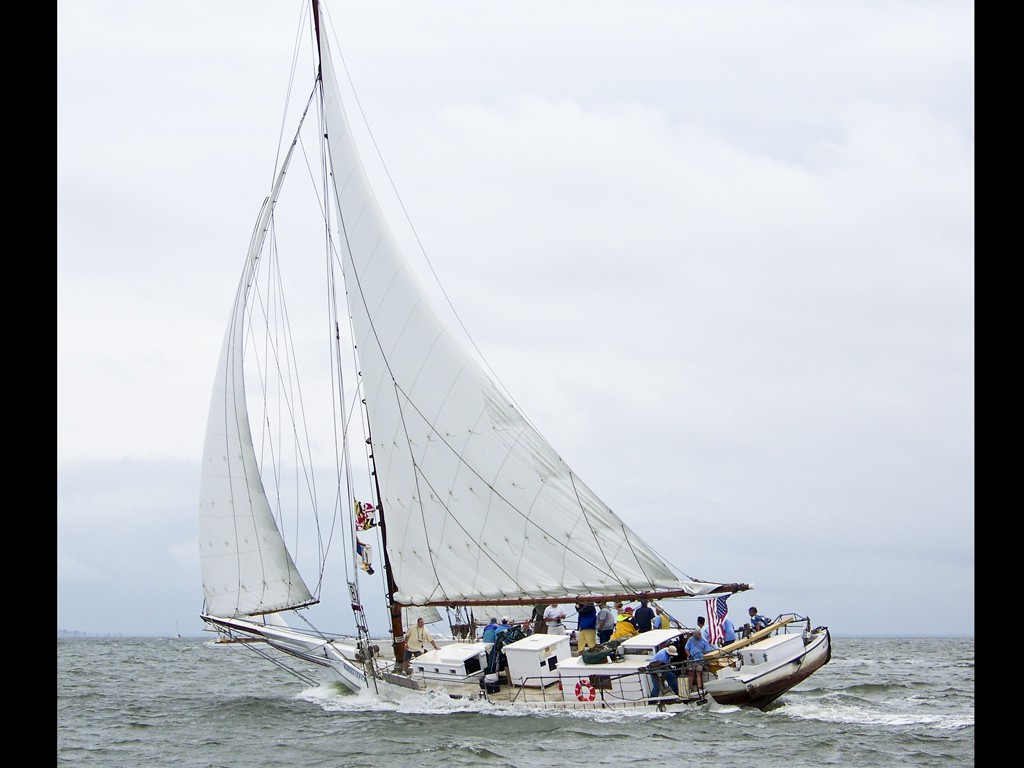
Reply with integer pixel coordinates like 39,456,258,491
317,25,717,607
198,133,317,619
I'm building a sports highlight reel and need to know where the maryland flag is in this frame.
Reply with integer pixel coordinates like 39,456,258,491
355,500,378,530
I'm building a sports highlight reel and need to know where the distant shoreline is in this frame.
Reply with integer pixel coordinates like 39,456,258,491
58,631,974,640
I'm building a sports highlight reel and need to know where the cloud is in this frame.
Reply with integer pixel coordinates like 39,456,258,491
57,0,973,637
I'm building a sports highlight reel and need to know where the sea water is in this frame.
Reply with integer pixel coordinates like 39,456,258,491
57,636,973,767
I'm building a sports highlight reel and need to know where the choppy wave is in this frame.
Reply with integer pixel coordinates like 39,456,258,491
773,690,974,730
58,636,975,767
301,682,683,721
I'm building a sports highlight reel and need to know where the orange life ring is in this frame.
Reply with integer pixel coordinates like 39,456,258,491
575,678,596,702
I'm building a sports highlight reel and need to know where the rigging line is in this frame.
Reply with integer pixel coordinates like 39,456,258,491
277,76,356,581
240,250,286,609
272,238,323,573
270,234,348,583
319,252,395,606
322,203,377,578
245,85,329,575
317,151,397,589
319,218,385,583
313,78,356,586
618,523,665,594
292,609,356,649
246,249,354,606
243,229,327,604
387,384,639,587
387,377,447,600
248,240,324,581
651,601,685,630
398,434,644,602
409,462,531,604
647,551,699,584
566,466,684,591
269,0,313,193
228,637,321,688
567,471,619,578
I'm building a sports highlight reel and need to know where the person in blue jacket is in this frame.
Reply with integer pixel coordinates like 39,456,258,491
748,607,771,632
575,602,598,651
481,617,500,643
684,627,716,696
647,645,679,698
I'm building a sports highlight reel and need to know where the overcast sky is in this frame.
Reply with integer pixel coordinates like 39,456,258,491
57,0,973,638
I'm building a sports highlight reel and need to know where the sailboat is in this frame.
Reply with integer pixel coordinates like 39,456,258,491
198,0,831,711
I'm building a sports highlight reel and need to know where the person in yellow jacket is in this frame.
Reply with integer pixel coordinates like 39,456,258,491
610,607,639,641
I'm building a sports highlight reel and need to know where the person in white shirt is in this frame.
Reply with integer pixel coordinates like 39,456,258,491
402,617,439,674
543,604,567,635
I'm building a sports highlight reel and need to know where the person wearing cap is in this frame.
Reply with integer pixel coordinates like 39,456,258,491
610,606,639,641
647,644,680,698
496,616,513,636
481,617,500,643
684,627,717,696
575,601,598,651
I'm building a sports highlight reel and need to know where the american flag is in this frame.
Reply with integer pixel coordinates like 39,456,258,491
704,595,729,645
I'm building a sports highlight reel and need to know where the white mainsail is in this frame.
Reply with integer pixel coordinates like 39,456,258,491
316,21,719,608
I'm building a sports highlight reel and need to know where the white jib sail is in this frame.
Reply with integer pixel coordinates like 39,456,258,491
198,119,317,619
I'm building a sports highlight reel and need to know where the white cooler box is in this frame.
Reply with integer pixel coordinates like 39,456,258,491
618,629,688,656
740,633,805,667
502,634,571,687
411,642,488,681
